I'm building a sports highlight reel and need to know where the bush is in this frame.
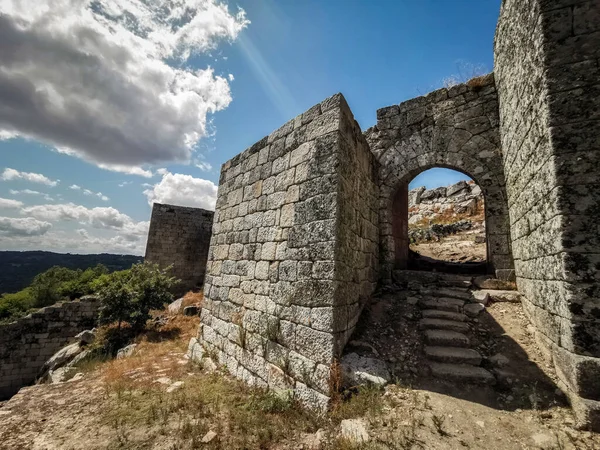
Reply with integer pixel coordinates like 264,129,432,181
95,262,178,332
0,288,35,322
0,264,109,322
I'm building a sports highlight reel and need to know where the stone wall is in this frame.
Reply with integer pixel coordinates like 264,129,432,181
495,0,600,429
0,296,100,400
145,203,214,296
190,93,379,409
365,76,513,280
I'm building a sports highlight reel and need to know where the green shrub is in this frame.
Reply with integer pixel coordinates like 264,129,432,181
95,262,177,332
0,288,35,322
0,263,110,322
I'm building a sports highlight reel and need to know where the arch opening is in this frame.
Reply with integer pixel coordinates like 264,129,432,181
391,167,490,275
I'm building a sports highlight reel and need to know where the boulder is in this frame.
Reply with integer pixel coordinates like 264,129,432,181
408,186,426,206
471,291,491,305
116,343,137,359
340,419,369,443
447,180,469,197
49,367,72,384
167,297,184,314
75,329,95,346
408,214,424,225
340,352,390,387
456,198,477,215
68,349,91,368
41,342,82,374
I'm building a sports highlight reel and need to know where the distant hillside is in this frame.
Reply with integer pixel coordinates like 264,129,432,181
0,251,143,294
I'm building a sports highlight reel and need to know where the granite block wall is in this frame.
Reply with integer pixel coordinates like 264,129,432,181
495,0,600,429
190,93,379,409
145,203,214,296
0,296,100,400
365,76,513,281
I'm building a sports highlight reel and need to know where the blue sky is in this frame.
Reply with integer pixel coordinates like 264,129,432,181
0,0,500,254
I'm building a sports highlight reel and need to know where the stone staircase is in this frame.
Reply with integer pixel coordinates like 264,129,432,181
416,277,495,385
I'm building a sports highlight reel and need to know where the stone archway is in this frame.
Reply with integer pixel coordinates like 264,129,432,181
389,163,493,273
366,75,514,282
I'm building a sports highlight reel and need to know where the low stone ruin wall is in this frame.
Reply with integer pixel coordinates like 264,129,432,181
191,93,379,409
145,203,214,296
0,296,100,400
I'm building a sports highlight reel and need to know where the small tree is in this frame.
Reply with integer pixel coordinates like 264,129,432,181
95,262,178,332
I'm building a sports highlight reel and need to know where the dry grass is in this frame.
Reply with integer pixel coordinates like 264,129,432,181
102,370,326,449
83,301,390,449
182,290,204,308
467,73,494,90
409,201,485,230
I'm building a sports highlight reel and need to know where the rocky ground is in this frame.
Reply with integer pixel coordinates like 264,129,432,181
0,282,598,449
409,180,487,265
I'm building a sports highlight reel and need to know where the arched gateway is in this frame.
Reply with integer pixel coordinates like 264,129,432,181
365,75,514,282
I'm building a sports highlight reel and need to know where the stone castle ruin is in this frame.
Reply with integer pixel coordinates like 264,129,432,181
148,0,599,429
145,203,214,296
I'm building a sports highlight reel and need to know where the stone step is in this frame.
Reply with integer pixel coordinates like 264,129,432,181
419,318,469,333
439,279,473,289
421,288,473,301
419,297,465,313
425,330,470,347
425,346,482,366
428,362,495,385
421,309,468,322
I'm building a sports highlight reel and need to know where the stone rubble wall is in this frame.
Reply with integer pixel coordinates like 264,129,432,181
365,76,513,280
0,296,100,400
192,94,379,409
495,0,600,428
408,180,484,226
145,203,214,296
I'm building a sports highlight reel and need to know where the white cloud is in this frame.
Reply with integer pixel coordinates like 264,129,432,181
228,74,235,81
0,216,52,236
21,203,148,237
156,168,169,176
118,181,132,188
0,1,249,172
1,168,59,186
144,172,217,210
195,161,213,172
0,228,145,254
69,184,81,190
0,130,18,140
96,163,153,178
9,189,53,201
83,189,109,202
0,197,24,209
